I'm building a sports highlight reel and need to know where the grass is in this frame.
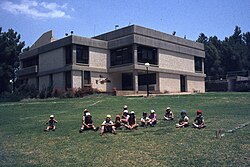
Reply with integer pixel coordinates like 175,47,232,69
0,92,250,166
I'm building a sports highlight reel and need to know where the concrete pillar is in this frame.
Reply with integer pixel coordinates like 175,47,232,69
133,44,137,64
155,72,160,92
72,70,82,89
133,70,138,93
81,71,84,88
72,45,77,64
202,58,205,73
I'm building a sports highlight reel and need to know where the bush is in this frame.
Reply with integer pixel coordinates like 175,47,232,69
235,81,250,92
16,84,39,99
75,87,99,97
205,81,228,92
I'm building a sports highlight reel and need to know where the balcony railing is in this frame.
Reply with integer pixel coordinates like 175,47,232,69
17,65,38,76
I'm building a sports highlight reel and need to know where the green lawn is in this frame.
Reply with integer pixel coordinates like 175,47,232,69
0,93,250,166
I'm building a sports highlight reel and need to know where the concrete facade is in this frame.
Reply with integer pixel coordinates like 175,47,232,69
18,25,206,94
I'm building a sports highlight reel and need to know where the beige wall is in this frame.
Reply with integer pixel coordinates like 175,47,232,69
89,47,107,69
159,49,194,73
159,73,180,93
72,70,82,89
53,73,64,90
39,48,65,72
91,72,110,92
187,76,205,93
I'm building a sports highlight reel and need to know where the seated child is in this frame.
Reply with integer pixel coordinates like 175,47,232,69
79,111,99,133
140,112,150,128
164,107,174,120
176,110,189,128
121,109,130,124
44,115,58,132
149,110,157,127
114,115,123,130
192,110,206,129
100,115,116,136
124,111,139,130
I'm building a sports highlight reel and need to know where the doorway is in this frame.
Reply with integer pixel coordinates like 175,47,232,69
180,75,187,92
122,73,133,90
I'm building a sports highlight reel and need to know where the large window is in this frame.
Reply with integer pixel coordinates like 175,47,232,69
137,45,158,65
138,73,156,86
22,56,38,68
195,56,203,72
84,71,91,84
110,46,133,66
65,45,72,65
76,45,89,64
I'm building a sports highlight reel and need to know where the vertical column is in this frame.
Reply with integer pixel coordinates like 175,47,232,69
155,73,160,92
202,58,205,74
133,44,137,64
72,45,77,64
133,70,138,93
82,71,84,88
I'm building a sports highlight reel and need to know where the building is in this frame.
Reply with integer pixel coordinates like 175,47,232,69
18,25,205,95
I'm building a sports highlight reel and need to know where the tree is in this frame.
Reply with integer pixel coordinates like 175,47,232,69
197,26,250,79
0,28,25,93
243,32,250,71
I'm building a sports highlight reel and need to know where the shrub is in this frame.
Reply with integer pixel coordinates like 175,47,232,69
235,81,250,92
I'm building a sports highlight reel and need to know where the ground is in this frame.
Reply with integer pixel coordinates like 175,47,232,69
0,92,250,166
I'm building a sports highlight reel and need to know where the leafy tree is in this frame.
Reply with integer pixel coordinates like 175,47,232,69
197,26,250,79
0,27,25,93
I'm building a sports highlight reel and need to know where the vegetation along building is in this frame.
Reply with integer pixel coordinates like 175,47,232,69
18,25,206,95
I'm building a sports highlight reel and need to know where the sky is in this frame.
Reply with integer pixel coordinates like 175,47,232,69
0,0,249,47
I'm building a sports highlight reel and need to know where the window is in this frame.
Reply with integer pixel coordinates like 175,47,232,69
110,46,133,66
65,45,72,65
138,73,156,86
195,56,203,72
76,45,89,64
22,56,38,68
137,45,158,65
84,71,91,84
65,71,71,89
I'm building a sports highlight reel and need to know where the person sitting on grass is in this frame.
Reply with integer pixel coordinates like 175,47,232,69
149,110,157,127
176,110,189,128
44,115,58,132
140,112,150,128
192,110,206,129
79,112,99,133
114,115,123,130
164,107,174,120
100,115,116,136
125,111,139,130
121,109,130,124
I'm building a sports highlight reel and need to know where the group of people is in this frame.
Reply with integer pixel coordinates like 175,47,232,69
44,105,206,135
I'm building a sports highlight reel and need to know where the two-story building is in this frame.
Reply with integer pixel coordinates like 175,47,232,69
18,25,205,94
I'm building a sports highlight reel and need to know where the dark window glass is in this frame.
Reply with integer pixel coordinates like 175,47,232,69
195,57,203,72
84,71,91,84
65,71,71,89
137,45,158,65
76,45,89,64
138,73,156,86
122,73,133,90
22,56,38,68
110,46,132,66
65,45,72,65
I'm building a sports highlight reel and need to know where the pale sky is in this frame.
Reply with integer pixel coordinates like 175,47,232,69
0,0,249,47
